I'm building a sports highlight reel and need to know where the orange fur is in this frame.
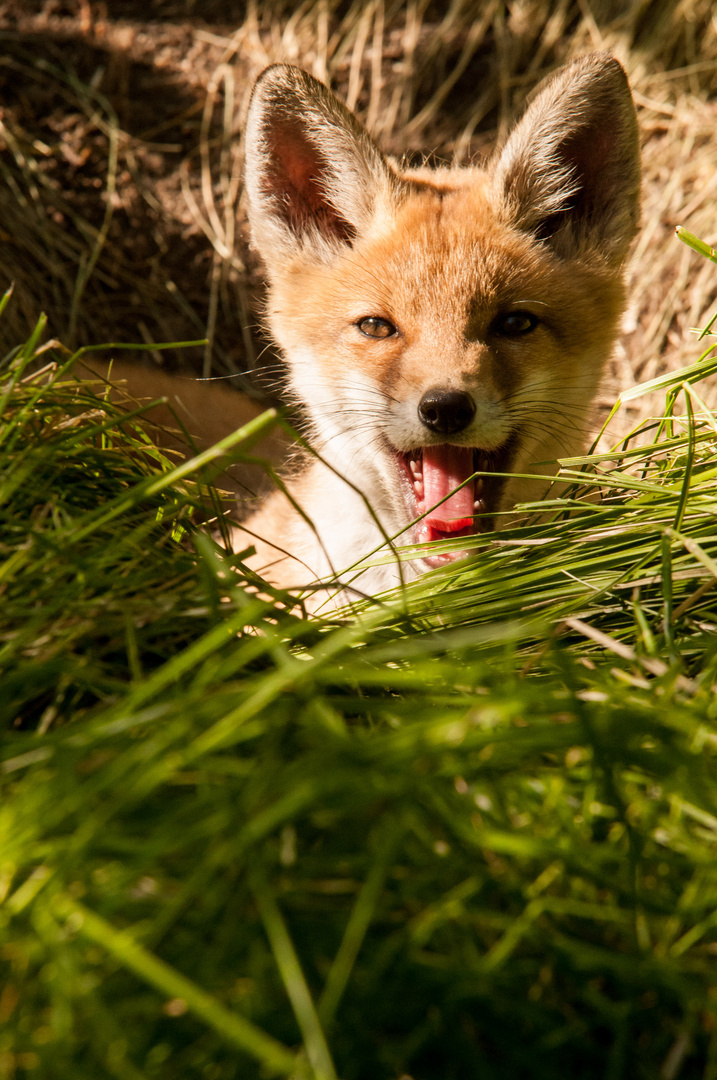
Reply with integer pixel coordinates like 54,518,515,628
235,54,640,610
72,358,290,499
74,58,640,611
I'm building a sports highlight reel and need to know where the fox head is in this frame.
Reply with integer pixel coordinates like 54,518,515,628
244,55,640,566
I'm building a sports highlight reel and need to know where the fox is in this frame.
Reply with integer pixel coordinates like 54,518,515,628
235,53,642,609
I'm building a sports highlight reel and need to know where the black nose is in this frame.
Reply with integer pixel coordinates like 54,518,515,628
417,388,476,435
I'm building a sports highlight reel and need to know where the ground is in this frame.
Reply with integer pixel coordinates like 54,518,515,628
0,0,716,430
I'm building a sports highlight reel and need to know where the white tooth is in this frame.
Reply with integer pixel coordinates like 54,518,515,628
415,481,424,499
409,459,419,476
474,498,485,511
474,476,484,495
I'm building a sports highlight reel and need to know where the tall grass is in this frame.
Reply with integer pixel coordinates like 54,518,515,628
2,236,717,1079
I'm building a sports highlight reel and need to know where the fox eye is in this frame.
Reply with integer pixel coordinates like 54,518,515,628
492,311,539,336
357,316,397,339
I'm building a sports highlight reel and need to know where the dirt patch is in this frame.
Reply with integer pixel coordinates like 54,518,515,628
0,0,716,428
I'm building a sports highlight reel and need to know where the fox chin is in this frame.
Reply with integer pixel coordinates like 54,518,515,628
236,53,641,611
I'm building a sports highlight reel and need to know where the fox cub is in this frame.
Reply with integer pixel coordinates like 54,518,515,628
239,53,640,607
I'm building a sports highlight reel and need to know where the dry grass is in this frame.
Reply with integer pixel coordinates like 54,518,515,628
0,0,715,425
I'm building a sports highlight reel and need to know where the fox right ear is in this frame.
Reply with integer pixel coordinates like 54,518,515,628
244,65,398,266
492,53,640,264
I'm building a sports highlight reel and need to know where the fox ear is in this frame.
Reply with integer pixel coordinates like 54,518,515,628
245,65,398,265
493,53,640,264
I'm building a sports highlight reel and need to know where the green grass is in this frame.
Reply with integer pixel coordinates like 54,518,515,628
2,253,717,1080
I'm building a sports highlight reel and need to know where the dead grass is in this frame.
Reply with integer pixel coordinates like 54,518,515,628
0,0,715,433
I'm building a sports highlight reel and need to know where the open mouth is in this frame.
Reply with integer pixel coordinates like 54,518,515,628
396,443,508,565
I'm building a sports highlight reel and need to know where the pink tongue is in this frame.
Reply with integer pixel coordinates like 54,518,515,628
422,444,475,532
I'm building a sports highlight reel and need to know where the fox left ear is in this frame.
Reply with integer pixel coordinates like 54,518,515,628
492,53,640,264
244,64,399,267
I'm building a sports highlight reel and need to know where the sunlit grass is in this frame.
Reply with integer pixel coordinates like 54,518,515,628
2,241,717,1079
